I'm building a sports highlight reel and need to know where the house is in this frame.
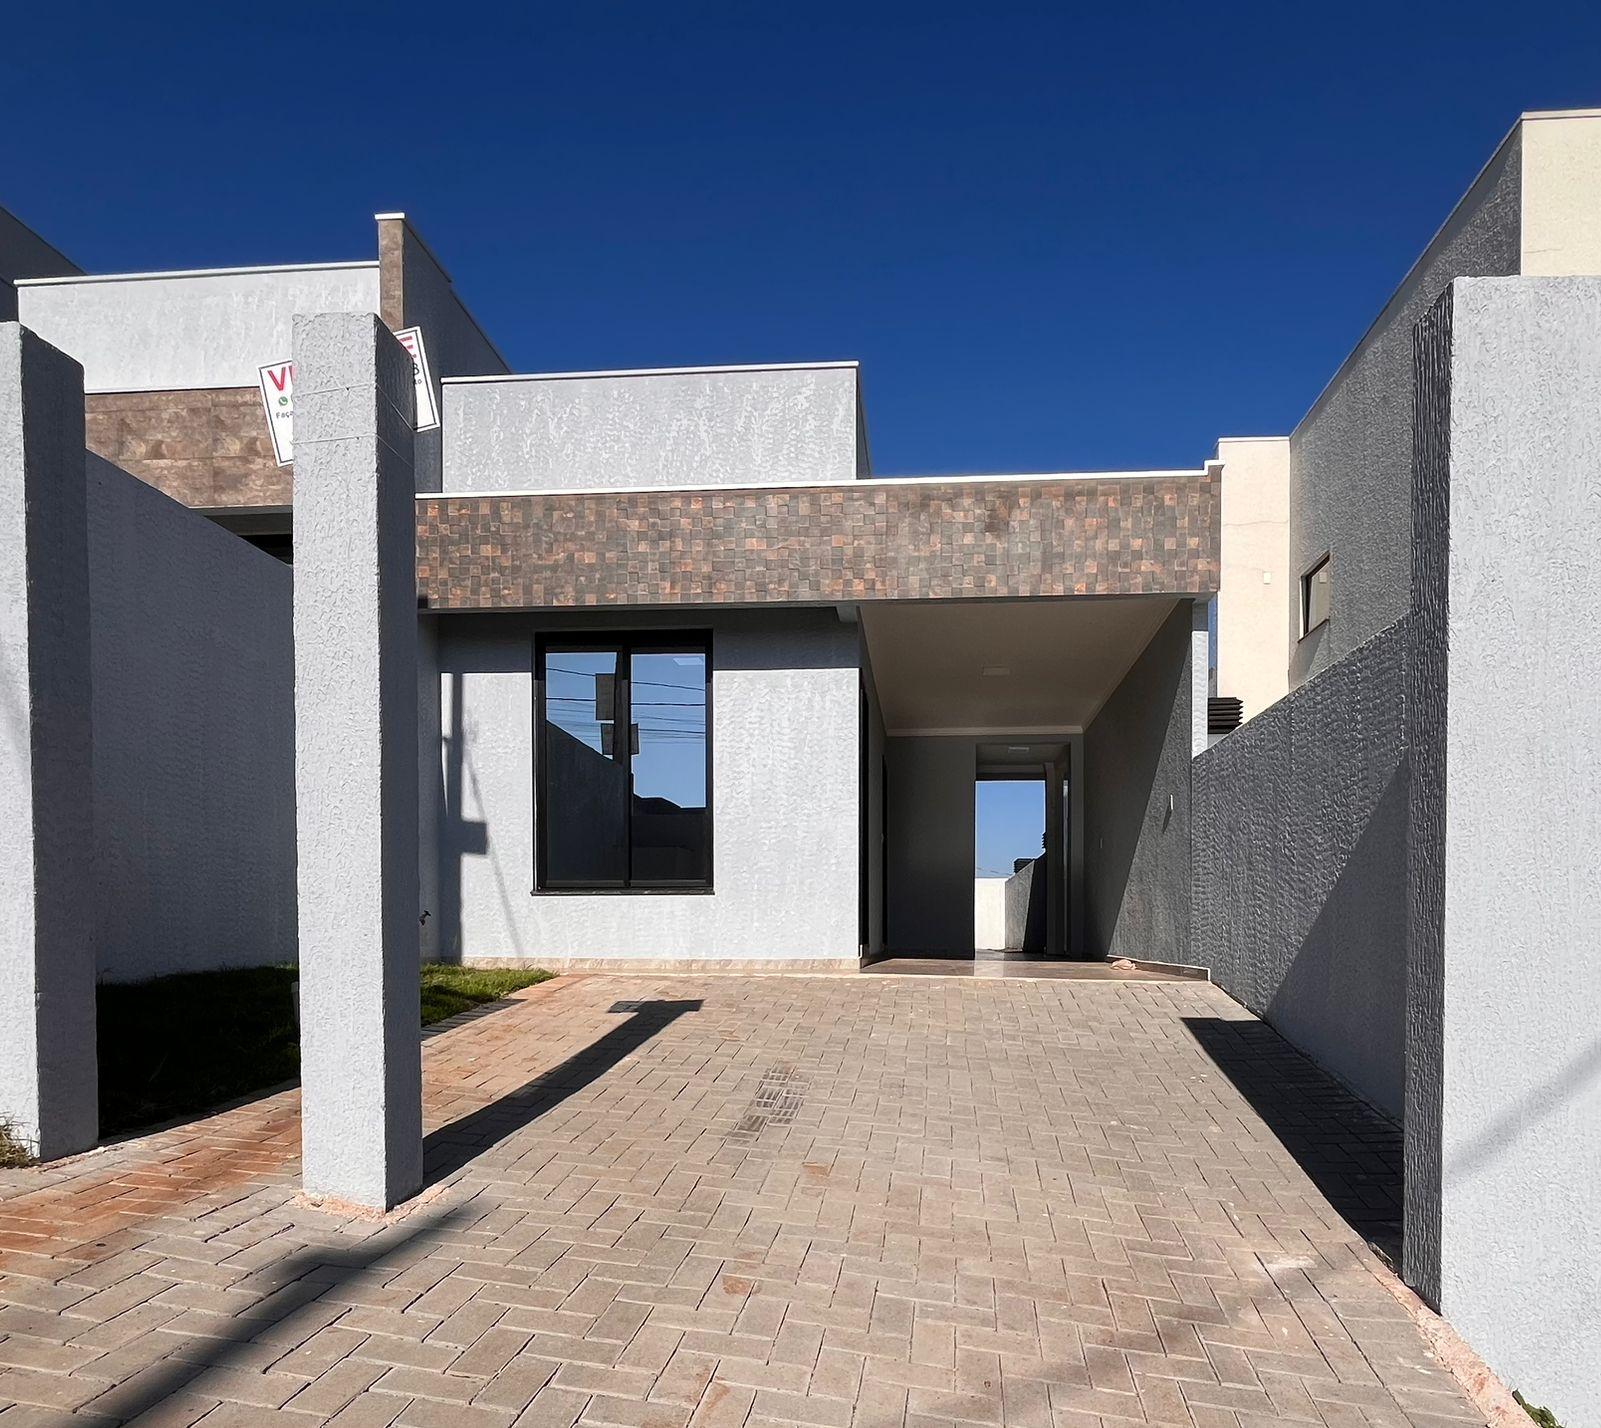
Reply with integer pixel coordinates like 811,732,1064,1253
1,108,1598,1419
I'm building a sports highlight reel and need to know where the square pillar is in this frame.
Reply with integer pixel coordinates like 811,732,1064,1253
0,325,97,1160
1408,277,1601,1423
293,313,422,1210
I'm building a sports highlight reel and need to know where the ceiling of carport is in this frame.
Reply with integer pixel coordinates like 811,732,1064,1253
861,596,1181,735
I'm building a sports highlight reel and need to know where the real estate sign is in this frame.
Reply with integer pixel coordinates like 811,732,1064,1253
258,360,295,465
257,325,440,467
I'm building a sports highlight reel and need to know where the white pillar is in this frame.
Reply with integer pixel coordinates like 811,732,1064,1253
293,313,422,1210
1190,599,1211,757
0,325,97,1160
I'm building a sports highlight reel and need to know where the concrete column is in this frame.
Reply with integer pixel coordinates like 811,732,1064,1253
1044,757,1066,956
1190,599,1210,757
1067,733,1085,958
1408,278,1601,1423
293,313,422,1210
0,325,97,1160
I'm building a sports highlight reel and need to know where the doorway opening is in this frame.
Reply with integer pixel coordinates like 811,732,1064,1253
975,773,1046,952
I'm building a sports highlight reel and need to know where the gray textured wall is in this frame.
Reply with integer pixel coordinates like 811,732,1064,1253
884,737,976,955
1004,856,1045,951
293,313,422,1209
859,629,886,958
1289,129,1521,686
394,219,508,497
441,364,862,491
0,325,97,1159
18,264,380,392
86,457,295,982
433,608,860,965
0,205,80,322
1083,602,1194,963
395,225,509,962
1407,278,1601,1425
1192,619,1410,1118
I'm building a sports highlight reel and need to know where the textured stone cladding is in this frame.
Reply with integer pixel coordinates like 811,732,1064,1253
85,388,288,508
415,472,1219,609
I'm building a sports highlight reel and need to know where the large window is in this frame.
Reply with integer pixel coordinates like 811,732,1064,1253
535,635,711,891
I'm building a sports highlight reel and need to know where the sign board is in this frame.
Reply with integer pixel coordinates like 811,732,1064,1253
258,361,295,465
257,326,439,467
393,327,440,432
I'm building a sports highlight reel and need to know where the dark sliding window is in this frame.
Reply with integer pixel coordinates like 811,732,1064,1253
535,635,711,890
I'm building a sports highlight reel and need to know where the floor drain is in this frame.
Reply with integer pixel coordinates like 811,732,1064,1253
726,1064,805,1142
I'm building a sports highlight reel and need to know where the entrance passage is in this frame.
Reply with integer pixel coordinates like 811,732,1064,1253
975,776,1046,951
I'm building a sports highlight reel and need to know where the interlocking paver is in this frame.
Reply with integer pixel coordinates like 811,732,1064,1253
0,974,1489,1427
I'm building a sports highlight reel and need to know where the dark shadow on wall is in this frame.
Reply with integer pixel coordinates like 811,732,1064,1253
1003,854,1047,952
1267,762,1410,1121
1183,1015,1405,1268
422,998,703,1186
1083,603,1191,963
438,664,527,965
1192,618,1412,1124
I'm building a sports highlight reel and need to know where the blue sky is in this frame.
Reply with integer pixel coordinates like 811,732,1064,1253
8,2,1601,475
6,2,1599,885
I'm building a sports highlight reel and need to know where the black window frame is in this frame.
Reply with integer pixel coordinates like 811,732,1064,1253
1300,553,1332,638
534,631,714,894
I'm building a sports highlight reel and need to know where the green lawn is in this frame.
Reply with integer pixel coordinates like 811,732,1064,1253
94,963,553,1137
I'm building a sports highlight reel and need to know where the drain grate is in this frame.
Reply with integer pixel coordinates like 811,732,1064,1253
726,1064,805,1142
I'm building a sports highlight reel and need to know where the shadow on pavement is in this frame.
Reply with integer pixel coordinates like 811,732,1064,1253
1183,1015,1405,1267
422,997,704,1186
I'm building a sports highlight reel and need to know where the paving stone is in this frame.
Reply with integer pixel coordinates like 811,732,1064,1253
0,975,1490,1428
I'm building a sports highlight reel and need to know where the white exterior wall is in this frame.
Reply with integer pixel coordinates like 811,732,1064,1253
435,610,860,967
441,364,863,491
1408,277,1601,1425
88,457,295,981
17,263,380,392
973,878,1007,950
1214,437,1290,721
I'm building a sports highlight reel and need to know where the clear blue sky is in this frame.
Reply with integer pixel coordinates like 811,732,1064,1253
8,2,1601,475
977,781,1045,879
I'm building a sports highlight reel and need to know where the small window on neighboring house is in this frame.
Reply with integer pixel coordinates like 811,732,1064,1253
1302,556,1332,636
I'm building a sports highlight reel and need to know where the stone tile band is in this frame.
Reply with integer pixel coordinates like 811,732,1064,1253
416,472,1219,609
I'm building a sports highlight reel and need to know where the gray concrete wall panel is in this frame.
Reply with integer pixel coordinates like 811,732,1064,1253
1289,132,1521,686
1083,602,1194,964
18,265,380,392
442,365,862,491
1407,277,1601,1424
0,325,97,1159
1193,619,1410,1119
87,456,295,982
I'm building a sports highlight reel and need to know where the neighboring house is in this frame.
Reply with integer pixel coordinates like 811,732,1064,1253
2,107,1599,1422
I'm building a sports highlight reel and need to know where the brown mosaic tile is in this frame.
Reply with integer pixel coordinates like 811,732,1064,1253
85,387,288,509
415,471,1219,609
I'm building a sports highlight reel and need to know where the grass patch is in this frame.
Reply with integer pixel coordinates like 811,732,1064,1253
95,962,553,1137
420,963,553,1026
0,1122,35,1169
98,966,301,1136
1515,1393,1563,1428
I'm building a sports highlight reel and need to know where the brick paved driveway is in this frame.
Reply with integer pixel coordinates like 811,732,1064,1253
0,974,1486,1427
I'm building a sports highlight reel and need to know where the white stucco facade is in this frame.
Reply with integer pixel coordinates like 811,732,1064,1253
16,263,380,392
441,362,866,491
435,610,861,969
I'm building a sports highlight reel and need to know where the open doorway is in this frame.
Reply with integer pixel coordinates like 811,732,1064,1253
975,773,1046,952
